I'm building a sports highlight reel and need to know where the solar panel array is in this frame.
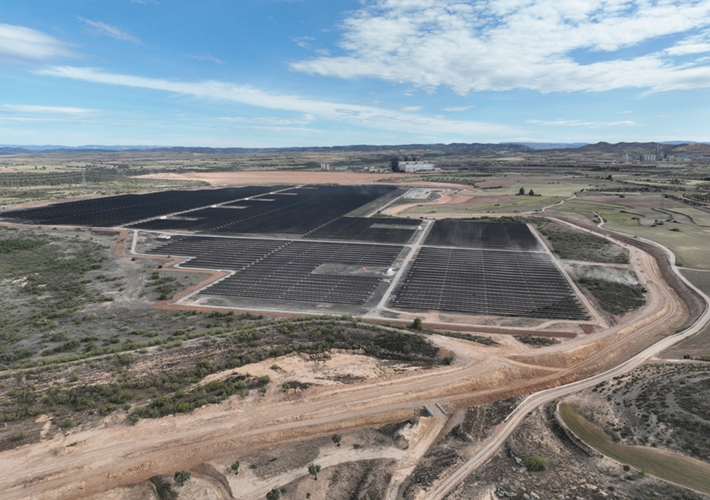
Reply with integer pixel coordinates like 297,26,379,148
3,183,589,319
130,185,398,237
391,247,588,319
0,186,277,227
424,220,542,251
305,217,420,244
147,236,403,305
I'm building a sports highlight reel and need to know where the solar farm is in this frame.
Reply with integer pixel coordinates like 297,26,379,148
1,185,589,321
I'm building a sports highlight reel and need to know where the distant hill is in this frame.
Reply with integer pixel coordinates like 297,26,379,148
0,143,535,156
504,142,588,150
0,141,706,156
669,143,710,154
566,142,709,155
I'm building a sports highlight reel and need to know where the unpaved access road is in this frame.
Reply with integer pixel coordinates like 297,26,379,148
0,231,695,500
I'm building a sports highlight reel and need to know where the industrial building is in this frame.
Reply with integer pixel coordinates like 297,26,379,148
398,161,435,173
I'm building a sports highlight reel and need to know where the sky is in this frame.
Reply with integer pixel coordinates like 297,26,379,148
2,0,710,147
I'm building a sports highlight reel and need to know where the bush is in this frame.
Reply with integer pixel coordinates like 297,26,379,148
525,454,547,471
173,470,191,486
411,317,423,330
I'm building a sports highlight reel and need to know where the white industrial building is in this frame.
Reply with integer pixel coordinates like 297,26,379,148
398,161,435,173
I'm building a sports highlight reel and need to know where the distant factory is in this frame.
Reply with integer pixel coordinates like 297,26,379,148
390,155,435,172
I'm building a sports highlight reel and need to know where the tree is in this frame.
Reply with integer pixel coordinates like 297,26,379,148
332,434,342,447
411,317,422,330
231,461,240,474
266,489,280,500
525,455,547,472
173,470,191,486
518,187,525,196
308,464,321,480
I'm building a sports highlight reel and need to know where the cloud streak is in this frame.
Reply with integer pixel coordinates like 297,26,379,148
2,104,97,115
79,18,141,44
526,119,637,128
0,24,74,62
38,66,518,138
185,54,224,64
291,0,710,93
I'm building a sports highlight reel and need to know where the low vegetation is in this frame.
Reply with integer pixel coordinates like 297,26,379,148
537,222,629,263
516,335,558,347
524,454,548,471
0,230,113,365
0,317,441,427
578,277,646,315
588,364,710,462
559,403,710,494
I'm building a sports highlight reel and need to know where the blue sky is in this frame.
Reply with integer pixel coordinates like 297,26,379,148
2,0,710,147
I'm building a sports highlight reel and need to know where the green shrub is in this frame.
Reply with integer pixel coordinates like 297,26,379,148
525,454,547,472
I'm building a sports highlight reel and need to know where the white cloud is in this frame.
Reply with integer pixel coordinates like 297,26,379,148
0,24,74,62
185,54,224,64
401,105,422,111
132,0,159,4
291,0,710,93
218,114,316,125
526,119,636,128
2,104,97,115
38,66,518,138
444,105,475,112
79,18,141,44
293,36,315,49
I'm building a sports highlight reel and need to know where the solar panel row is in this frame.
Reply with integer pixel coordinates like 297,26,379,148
424,220,542,251
147,237,403,305
130,185,398,238
1,186,278,227
391,246,588,320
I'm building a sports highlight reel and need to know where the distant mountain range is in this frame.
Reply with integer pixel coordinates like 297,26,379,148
0,141,707,156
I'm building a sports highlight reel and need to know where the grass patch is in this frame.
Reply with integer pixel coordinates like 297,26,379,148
537,223,628,263
516,335,558,347
0,239,47,254
578,278,646,315
559,403,710,494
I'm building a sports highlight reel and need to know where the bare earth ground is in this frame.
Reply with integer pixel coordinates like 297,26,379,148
137,171,407,185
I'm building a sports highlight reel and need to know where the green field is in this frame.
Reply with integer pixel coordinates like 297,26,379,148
559,403,710,494
668,206,710,227
407,195,565,215
551,198,710,270
475,173,618,198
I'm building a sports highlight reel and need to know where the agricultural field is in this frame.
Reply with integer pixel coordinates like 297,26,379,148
557,363,710,495
406,194,566,214
559,403,710,495
549,195,710,270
